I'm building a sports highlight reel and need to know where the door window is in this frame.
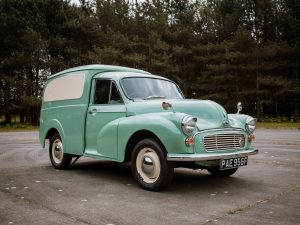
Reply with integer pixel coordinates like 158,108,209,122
93,80,123,104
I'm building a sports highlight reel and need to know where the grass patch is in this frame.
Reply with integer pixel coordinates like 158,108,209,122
0,123,39,132
257,122,300,129
0,121,299,132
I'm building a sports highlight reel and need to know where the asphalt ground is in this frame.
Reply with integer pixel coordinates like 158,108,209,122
0,129,299,225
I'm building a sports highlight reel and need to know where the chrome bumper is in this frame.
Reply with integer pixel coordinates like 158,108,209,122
167,148,258,162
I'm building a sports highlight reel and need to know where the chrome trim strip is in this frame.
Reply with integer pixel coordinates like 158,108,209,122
167,149,258,162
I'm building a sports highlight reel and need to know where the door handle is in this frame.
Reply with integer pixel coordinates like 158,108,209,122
88,108,97,115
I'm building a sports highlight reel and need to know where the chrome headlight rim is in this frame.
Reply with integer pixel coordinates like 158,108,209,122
245,116,257,134
181,115,197,136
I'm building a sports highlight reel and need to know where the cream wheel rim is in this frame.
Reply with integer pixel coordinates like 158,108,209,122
136,148,161,184
52,139,63,164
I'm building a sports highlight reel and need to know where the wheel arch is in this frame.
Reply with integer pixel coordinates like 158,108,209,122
40,119,66,149
46,128,59,140
124,130,166,162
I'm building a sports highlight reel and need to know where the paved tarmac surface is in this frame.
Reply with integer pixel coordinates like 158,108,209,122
0,129,299,225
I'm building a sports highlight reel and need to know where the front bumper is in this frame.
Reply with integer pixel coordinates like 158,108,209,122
167,148,258,162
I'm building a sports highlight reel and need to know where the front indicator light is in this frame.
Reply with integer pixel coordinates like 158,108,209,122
185,137,195,146
248,134,255,142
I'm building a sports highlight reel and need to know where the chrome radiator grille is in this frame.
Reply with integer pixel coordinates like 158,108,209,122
203,133,245,151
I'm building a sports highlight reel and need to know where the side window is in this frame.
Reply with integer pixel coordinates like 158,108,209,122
94,80,110,104
93,80,123,104
44,73,85,102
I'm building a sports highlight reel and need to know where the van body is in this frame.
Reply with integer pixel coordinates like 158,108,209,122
40,64,258,191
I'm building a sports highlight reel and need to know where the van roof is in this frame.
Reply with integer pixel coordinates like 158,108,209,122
48,64,150,79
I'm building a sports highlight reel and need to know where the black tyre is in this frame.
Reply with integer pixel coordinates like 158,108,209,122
49,133,72,169
131,138,174,191
207,167,238,177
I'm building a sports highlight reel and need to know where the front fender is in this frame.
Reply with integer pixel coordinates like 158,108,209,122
117,113,193,162
228,114,249,130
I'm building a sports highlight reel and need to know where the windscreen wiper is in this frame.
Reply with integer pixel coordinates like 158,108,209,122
143,95,166,100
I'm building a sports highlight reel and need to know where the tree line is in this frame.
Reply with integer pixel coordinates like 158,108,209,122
0,0,299,124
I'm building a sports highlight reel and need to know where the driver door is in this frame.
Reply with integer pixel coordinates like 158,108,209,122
85,78,126,159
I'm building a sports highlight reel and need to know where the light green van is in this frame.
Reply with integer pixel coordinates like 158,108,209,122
39,64,258,191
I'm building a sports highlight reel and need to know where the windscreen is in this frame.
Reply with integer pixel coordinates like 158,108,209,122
121,77,183,100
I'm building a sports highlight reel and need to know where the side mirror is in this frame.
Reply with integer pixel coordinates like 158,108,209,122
237,102,242,114
162,102,175,113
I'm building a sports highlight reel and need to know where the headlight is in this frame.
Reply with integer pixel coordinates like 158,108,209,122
245,116,257,133
181,116,197,135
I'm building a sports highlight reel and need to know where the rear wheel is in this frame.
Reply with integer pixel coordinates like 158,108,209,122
131,138,174,191
49,134,72,169
207,167,238,177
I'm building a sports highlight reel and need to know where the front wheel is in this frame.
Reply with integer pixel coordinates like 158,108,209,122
49,134,72,169
131,138,174,191
207,167,238,177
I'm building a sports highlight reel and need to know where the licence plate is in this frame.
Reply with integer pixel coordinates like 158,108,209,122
220,157,248,170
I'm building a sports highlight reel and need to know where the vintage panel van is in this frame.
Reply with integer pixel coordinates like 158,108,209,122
39,64,258,191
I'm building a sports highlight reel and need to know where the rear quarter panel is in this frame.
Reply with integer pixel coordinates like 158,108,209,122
39,70,92,155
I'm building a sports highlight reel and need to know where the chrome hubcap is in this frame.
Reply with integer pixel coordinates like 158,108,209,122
141,156,155,176
52,139,63,164
136,148,161,184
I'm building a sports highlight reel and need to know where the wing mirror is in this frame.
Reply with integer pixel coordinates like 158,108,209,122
162,102,175,113
237,102,242,114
